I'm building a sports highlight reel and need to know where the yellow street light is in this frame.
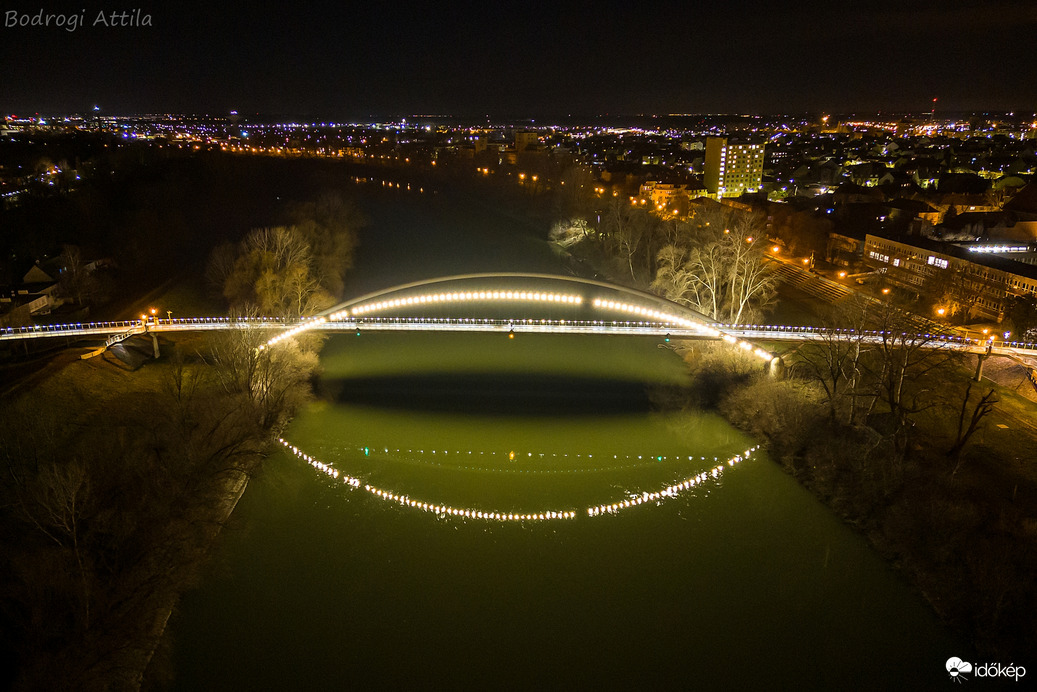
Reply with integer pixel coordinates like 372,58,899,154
936,307,946,316
838,271,847,278
772,246,780,253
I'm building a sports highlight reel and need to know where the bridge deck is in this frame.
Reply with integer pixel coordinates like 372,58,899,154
5,316,1037,358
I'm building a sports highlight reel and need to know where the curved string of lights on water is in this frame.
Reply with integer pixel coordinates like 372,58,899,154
278,438,760,522
587,447,758,516
297,443,748,475
279,439,577,522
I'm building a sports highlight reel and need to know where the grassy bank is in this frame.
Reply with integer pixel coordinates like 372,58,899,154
0,329,317,690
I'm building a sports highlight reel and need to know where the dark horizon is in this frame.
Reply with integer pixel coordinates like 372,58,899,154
8,110,1037,128
2,1,1036,121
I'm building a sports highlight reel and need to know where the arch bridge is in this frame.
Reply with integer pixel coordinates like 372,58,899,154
3,273,1036,363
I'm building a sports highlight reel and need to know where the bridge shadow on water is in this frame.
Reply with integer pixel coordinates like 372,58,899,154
317,372,660,416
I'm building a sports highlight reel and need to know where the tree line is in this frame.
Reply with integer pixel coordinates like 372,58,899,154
205,192,362,318
552,198,778,324
0,182,364,688
678,295,1034,660
0,323,318,690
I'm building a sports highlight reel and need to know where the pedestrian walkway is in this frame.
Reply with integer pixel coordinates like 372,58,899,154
769,261,855,303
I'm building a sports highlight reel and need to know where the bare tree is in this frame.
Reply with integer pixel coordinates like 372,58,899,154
206,312,319,430
948,381,998,474
865,301,964,468
724,212,778,324
18,459,93,630
600,198,660,282
651,206,776,324
219,226,333,318
285,192,363,298
56,244,98,306
794,296,872,423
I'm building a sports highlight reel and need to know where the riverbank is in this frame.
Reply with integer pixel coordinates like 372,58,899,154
0,330,315,691
561,236,1036,664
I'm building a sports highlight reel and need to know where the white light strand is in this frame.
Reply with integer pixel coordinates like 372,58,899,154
363,482,577,522
263,316,327,348
280,439,759,522
343,290,583,318
278,438,362,487
592,298,771,361
332,444,738,474
587,446,759,516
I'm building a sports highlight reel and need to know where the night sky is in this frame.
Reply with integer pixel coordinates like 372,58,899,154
2,0,1035,118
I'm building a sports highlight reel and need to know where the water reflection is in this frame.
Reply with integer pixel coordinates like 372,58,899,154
278,438,759,521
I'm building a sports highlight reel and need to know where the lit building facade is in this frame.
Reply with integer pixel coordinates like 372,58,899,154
863,233,1037,321
704,137,764,198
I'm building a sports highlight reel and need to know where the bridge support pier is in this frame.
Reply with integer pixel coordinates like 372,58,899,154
974,342,993,382
767,355,786,379
974,354,987,382
152,333,160,359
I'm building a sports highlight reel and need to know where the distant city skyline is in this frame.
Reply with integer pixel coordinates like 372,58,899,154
2,1,1036,117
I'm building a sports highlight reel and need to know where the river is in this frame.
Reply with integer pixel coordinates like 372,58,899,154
169,180,962,690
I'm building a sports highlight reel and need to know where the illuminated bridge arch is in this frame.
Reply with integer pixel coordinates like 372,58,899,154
263,272,776,362
323,272,712,324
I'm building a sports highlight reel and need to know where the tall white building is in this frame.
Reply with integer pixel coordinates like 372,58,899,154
704,137,764,198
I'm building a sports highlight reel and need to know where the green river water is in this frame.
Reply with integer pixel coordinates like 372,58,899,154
169,182,963,690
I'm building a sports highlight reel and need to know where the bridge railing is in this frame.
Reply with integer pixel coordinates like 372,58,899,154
5,315,1037,356
717,324,1037,354
0,316,302,341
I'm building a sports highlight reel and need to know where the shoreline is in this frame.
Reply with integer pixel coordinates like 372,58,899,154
560,235,1035,661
